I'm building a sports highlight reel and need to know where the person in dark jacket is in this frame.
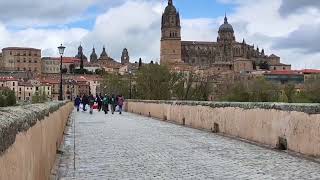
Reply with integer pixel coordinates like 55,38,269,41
102,94,109,114
74,95,81,112
110,94,116,114
96,93,103,112
88,94,95,114
82,94,89,111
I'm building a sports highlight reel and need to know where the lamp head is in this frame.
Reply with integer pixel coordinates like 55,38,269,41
58,44,66,56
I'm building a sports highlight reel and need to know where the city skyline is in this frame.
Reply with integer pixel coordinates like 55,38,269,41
0,0,319,69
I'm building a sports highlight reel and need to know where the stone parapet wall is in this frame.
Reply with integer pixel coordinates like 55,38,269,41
125,100,320,157
0,101,74,180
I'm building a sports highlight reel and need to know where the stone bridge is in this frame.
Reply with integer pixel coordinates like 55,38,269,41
0,101,320,179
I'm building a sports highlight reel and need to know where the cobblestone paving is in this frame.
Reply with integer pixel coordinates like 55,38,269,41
57,110,320,180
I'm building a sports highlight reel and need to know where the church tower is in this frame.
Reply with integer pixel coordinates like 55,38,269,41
217,15,235,62
121,48,130,64
160,0,182,65
90,47,98,63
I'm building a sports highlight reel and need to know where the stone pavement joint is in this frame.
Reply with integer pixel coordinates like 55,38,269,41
56,109,320,180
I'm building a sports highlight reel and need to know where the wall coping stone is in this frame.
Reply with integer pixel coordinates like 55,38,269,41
127,100,320,114
0,101,69,155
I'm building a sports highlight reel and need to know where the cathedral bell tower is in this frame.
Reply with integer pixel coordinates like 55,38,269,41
217,15,235,62
160,0,182,65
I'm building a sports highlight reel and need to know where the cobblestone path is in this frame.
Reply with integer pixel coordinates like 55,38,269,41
56,110,320,180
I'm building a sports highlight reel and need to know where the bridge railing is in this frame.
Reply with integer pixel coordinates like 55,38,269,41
0,101,73,180
125,100,320,158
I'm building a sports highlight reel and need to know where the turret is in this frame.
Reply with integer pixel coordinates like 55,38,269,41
121,48,130,64
90,46,98,63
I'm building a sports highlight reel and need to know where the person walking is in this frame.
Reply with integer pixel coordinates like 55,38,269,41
82,94,88,111
110,94,116,114
117,95,125,114
96,93,102,112
88,94,95,114
74,95,81,112
102,94,109,114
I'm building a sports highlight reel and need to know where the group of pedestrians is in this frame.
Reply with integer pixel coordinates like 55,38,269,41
74,94,125,115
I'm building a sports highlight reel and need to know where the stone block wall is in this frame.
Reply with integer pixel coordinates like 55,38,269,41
0,101,73,180
125,100,320,157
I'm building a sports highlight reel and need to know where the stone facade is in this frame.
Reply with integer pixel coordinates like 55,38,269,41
160,0,291,72
0,47,41,74
42,57,80,74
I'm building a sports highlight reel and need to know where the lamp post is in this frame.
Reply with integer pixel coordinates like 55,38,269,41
129,70,132,99
58,44,66,101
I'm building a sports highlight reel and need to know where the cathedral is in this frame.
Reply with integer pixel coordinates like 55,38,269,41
160,0,291,72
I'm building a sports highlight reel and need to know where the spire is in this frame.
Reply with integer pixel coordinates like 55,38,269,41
242,38,246,44
168,0,173,5
224,13,228,24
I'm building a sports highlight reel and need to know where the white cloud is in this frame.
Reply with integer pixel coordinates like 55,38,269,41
0,22,89,57
81,0,162,62
0,0,320,69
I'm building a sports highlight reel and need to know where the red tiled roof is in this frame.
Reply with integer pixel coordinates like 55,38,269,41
266,70,303,75
40,79,59,84
3,47,41,51
0,76,19,81
302,69,320,74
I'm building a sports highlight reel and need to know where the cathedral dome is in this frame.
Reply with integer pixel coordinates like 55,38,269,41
219,15,234,33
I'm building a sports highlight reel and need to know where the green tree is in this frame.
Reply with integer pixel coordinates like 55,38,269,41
0,95,7,107
223,82,250,102
0,88,16,107
135,64,172,100
101,73,130,97
32,90,47,104
223,77,280,102
174,73,213,101
283,84,295,103
304,79,320,103
6,90,16,106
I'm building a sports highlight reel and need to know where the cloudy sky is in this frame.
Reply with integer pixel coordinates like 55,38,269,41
0,0,319,69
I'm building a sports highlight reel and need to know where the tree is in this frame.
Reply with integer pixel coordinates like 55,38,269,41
223,82,250,102
135,64,171,100
303,79,320,103
138,58,142,67
32,90,47,104
283,84,295,103
6,90,16,106
69,64,76,73
258,61,270,70
101,73,130,97
222,77,279,102
62,68,68,74
171,72,212,101
0,95,7,107
0,88,16,107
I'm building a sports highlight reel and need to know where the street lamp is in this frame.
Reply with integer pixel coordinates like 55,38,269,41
58,44,66,101
129,70,132,99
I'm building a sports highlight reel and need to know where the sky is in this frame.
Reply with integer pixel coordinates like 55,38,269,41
0,0,320,69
